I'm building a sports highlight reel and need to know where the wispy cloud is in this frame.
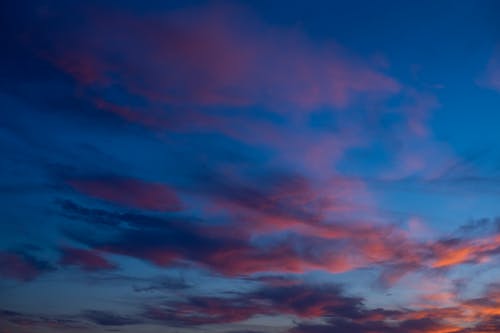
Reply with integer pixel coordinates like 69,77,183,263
1,1,500,333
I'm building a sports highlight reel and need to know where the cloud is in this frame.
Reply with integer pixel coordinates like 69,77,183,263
479,46,500,91
132,276,190,292
6,254,500,333
0,251,54,281
2,0,448,184
184,169,367,235
1,2,499,333
274,281,500,332
59,246,117,272
144,282,363,326
0,309,85,330
59,199,351,275
141,279,500,332
32,2,443,181
59,190,500,282
289,318,461,333
1,308,140,331
41,3,399,118
430,235,500,268
67,176,182,211
82,310,142,326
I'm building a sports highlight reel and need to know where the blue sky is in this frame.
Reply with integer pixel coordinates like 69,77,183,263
2,1,500,332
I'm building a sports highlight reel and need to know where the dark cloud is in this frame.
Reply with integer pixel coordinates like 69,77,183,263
143,282,363,326
0,250,54,281
82,310,142,326
289,317,458,333
59,198,357,275
59,246,117,272
58,193,500,282
132,276,190,292
0,309,85,330
67,176,182,212
137,279,485,333
2,2,500,333
458,216,500,236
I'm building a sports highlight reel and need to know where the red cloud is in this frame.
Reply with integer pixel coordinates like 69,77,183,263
61,193,500,283
0,251,53,282
145,283,360,325
67,177,182,211
144,279,500,332
38,3,447,182
0,252,41,281
45,4,400,121
59,247,116,271
430,235,500,268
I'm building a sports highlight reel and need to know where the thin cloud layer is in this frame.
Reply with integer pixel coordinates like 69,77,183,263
0,251,54,281
67,177,182,211
45,4,400,113
1,1,500,333
59,247,117,272
480,46,500,91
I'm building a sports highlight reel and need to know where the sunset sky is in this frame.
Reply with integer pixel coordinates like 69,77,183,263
2,1,500,332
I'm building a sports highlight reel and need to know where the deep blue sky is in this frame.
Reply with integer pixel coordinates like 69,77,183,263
2,1,500,332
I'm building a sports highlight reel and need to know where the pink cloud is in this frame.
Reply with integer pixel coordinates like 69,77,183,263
430,235,500,269
0,253,40,281
40,3,452,181
59,247,116,271
0,252,51,281
46,4,400,118
67,177,182,211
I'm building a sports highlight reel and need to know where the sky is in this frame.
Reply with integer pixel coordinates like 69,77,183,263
2,0,500,332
